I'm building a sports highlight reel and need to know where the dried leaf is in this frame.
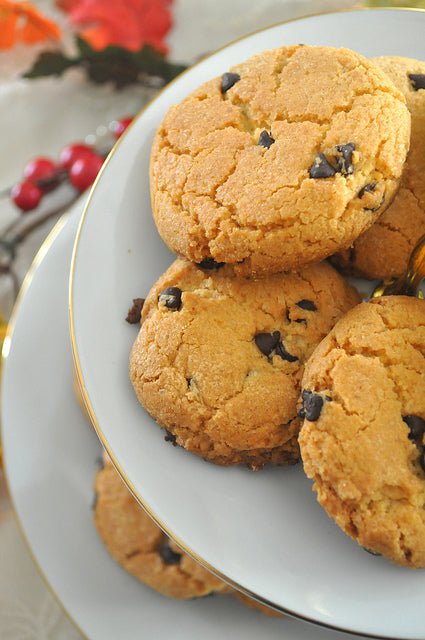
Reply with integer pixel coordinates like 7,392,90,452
23,51,77,79
23,36,186,88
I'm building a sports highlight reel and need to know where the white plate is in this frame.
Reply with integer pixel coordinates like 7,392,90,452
1,208,369,640
70,9,425,639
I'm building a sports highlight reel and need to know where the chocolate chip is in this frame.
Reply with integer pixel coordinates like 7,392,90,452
159,540,182,565
296,299,317,311
309,153,336,179
363,547,381,557
295,318,307,325
298,390,324,421
403,415,425,443
336,142,355,175
358,183,376,199
221,72,240,93
197,258,224,270
258,130,275,149
254,331,281,357
126,297,145,324
158,287,182,310
275,341,298,363
419,450,425,473
409,73,425,91
164,430,177,446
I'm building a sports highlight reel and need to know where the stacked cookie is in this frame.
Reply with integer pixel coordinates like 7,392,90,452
149,45,409,275
93,454,281,616
299,296,425,569
129,44,409,468
129,259,359,468
128,45,425,566
334,56,425,279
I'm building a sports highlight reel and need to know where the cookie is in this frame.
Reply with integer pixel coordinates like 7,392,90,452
334,56,425,280
94,457,228,598
299,296,425,567
129,258,359,468
150,45,410,276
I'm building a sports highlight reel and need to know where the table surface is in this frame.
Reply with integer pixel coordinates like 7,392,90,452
0,1,356,637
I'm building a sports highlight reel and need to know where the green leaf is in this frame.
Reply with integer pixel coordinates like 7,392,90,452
76,36,97,59
82,43,187,89
131,45,187,82
23,51,77,79
23,38,187,88
85,57,141,89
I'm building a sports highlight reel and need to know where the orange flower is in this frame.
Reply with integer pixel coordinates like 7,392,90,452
60,0,172,53
0,1,61,49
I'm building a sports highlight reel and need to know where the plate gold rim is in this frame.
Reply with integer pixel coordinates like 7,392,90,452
1,212,89,640
69,7,424,639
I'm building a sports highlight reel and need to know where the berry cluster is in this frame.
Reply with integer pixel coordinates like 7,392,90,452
11,116,133,212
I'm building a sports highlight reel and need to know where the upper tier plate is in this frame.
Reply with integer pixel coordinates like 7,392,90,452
70,9,425,638
2,207,368,640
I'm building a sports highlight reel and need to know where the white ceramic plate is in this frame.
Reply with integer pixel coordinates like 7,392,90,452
70,9,425,639
1,208,370,640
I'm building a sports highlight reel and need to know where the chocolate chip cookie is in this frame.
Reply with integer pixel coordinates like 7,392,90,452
299,296,425,567
94,456,228,598
150,45,410,276
94,457,283,615
334,56,425,280
129,258,359,468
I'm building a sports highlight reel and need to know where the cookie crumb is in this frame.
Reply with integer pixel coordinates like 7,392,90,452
164,430,177,446
126,298,145,324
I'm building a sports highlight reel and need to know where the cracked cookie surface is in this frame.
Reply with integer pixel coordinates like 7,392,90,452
129,258,359,468
94,457,228,598
334,57,425,280
299,296,425,568
150,45,410,276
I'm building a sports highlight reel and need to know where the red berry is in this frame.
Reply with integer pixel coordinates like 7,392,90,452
11,181,43,212
23,157,56,183
69,154,104,192
113,116,133,139
59,143,94,171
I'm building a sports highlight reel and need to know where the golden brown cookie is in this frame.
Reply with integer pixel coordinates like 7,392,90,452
129,258,359,468
299,296,425,568
150,45,410,276
94,458,284,615
334,56,425,280
94,458,228,598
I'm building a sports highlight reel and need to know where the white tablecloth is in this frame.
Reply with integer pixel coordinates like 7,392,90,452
0,1,355,637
